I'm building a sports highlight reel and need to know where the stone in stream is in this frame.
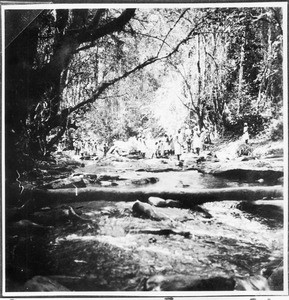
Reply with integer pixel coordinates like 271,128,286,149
23,276,70,291
42,175,86,189
132,200,168,221
148,197,181,208
131,177,159,185
165,199,182,208
148,196,167,207
99,181,118,187
97,174,120,181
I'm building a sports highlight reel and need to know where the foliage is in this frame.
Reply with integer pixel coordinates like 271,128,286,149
5,6,284,181
268,117,283,141
236,143,253,157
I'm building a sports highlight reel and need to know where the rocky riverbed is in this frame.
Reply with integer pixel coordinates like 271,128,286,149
5,138,285,293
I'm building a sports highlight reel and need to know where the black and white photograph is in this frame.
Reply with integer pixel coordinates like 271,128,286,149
2,1,288,298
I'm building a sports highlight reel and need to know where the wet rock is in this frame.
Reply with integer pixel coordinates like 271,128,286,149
148,197,181,208
72,173,98,183
256,178,264,183
145,274,235,291
165,199,181,208
97,174,120,181
131,177,159,185
23,276,70,291
42,175,86,189
129,227,191,238
241,156,256,161
235,275,270,291
148,196,167,207
132,200,168,221
136,167,176,173
196,156,206,163
99,181,118,187
190,205,213,219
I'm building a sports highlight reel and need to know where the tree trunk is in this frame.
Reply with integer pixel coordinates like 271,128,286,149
237,36,245,114
15,186,283,213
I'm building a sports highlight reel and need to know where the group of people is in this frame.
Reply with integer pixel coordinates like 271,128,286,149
135,125,214,160
57,121,249,160
174,125,213,160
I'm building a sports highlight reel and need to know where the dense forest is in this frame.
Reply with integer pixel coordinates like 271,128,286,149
6,7,283,182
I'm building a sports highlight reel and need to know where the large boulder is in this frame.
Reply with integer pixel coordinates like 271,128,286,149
132,200,168,221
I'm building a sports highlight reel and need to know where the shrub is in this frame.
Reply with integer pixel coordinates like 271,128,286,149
236,143,253,157
269,118,283,141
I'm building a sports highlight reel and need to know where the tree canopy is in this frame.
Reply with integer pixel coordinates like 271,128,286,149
5,6,284,181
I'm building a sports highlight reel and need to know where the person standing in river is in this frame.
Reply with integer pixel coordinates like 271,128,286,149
243,122,249,144
175,129,184,161
193,127,202,156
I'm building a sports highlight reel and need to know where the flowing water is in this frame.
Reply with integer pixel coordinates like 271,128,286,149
6,159,284,292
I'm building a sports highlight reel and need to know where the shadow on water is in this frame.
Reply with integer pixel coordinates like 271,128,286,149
236,201,283,228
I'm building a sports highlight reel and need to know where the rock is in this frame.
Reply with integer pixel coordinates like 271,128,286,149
145,274,235,291
165,199,181,208
23,276,70,291
148,196,167,207
132,177,159,185
98,174,120,181
241,156,256,161
235,275,270,291
42,175,86,189
191,205,213,219
132,200,167,221
256,178,265,183
99,181,118,187
196,156,206,163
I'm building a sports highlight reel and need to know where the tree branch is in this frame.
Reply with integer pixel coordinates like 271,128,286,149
157,8,189,56
167,60,197,112
66,12,207,118
77,9,136,44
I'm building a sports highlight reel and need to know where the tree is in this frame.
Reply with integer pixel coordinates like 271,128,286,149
6,7,212,183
